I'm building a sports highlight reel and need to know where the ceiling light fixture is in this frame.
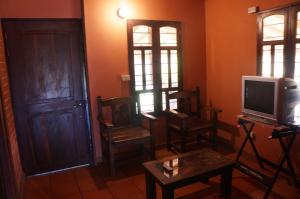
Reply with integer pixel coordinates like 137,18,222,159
117,6,130,19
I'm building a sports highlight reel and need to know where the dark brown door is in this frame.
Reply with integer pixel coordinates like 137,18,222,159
3,20,92,175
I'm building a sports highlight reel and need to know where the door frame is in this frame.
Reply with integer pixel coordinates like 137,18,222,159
2,18,95,170
0,86,18,199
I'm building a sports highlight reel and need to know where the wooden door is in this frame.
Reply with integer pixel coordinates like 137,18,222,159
3,20,92,175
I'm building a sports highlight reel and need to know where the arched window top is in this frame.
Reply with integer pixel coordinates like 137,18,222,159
133,25,152,46
263,14,284,41
160,26,177,46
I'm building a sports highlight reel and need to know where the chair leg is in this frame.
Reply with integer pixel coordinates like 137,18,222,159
109,143,116,176
140,143,145,159
150,137,155,160
211,128,217,150
167,128,171,151
180,132,186,152
102,139,109,168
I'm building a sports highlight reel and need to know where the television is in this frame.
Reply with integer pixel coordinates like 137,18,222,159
242,76,300,124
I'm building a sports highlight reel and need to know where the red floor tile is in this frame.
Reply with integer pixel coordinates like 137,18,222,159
22,148,300,199
50,179,80,198
131,174,146,194
82,189,114,199
64,194,82,199
23,189,53,199
107,177,142,199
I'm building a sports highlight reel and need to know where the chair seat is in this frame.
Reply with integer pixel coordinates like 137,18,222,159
104,126,151,143
168,116,213,132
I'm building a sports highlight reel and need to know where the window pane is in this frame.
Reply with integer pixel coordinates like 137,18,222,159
297,12,300,39
133,25,152,46
170,50,178,87
161,50,169,88
162,92,166,110
170,98,178,110
294,104,300,123
134,50,143,90
294,44,300,82
145,50,153,90
160,26,177,46
263,15,284,41
171,74,178,87
162,91,178,110
262,45,271,77
274,45,284,77
140,92,154,113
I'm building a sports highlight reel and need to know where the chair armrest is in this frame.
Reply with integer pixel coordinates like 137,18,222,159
97,117,114,128
141,113,158,121
166,109,189,120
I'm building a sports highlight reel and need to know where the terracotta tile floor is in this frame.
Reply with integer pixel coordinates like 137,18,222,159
23,148,300,199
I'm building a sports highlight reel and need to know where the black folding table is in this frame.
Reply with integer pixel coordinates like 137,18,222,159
236,115,300,199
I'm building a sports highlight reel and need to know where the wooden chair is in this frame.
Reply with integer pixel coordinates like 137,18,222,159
165,87,222,152
97,96,157,176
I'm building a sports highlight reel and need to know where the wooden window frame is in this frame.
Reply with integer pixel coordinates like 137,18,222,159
127,20,183,114
257,2,300,78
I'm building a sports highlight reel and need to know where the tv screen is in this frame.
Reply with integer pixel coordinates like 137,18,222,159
244,80,275,114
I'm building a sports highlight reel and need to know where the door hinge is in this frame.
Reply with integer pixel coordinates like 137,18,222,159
4,32,8,40
3,32,9,57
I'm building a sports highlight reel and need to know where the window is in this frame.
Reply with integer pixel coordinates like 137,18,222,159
127,20,182,113
257,10,288,77
257,3,300,121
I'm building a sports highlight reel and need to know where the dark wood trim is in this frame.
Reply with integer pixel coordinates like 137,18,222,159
177,22,183,90
0,19,24,199
79,22,95,165
127,19,182,114
127,20,135,97
257,1,300,15
80,5,96,164
0,86,18,199
287,4,300,78
256,14,263,75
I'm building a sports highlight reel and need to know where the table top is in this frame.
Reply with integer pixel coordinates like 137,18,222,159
143,148,235,186
237,114,300,139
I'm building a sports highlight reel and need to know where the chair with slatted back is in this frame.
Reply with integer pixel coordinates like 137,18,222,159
165,87,222,152
97,96,157,176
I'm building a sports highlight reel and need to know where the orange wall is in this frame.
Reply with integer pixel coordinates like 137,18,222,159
83,0,207,161
205,0,300,169
0,0,81,18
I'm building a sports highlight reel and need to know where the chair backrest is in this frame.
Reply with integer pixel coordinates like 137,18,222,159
166,87,201,115
97,96,138,128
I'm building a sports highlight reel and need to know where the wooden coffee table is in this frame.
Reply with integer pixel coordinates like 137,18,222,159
143,148,235,199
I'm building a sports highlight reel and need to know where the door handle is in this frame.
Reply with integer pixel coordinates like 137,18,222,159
73,100,86,109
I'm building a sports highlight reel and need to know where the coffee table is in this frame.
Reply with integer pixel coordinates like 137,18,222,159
143,148,235,199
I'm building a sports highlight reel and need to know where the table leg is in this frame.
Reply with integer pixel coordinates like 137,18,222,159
220,168,233,198
145,171,156,199
162,187,174,199
236,121,255,162
279,135,299,186
237,121,265,169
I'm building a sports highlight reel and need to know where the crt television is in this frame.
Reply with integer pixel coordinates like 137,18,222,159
242,76,300,124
